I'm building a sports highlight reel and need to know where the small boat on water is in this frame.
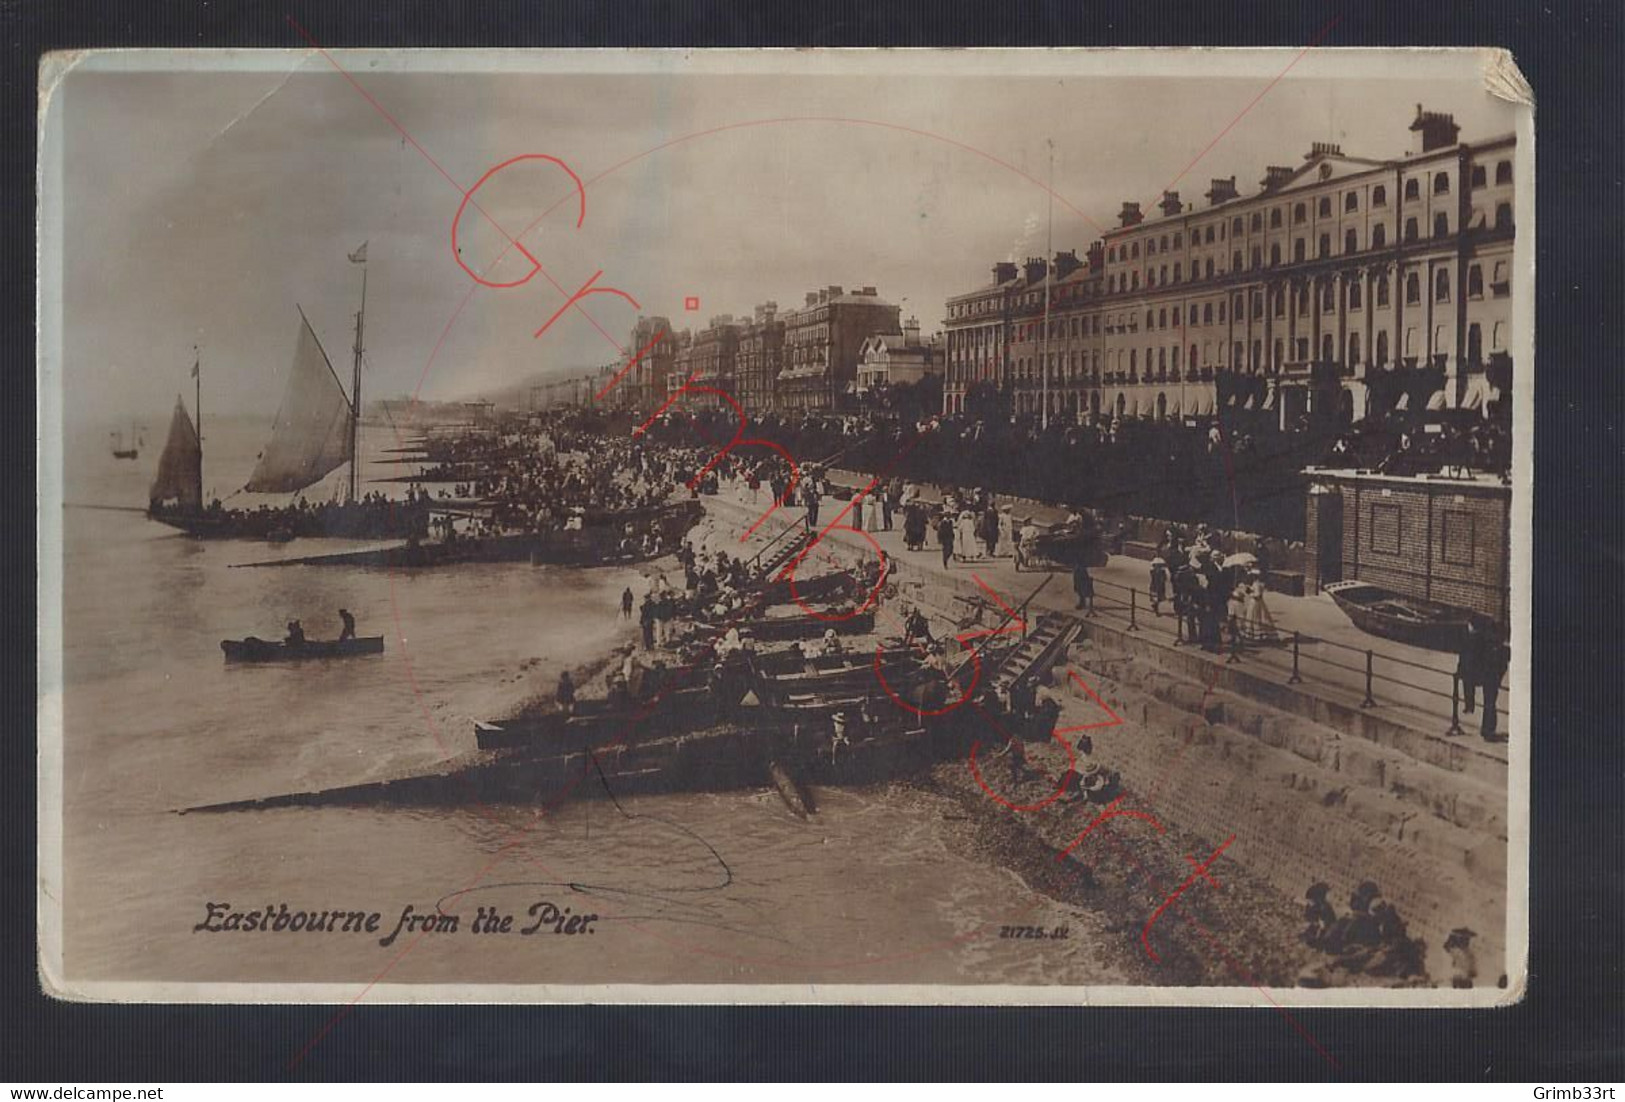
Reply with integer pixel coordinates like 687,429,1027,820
222,635,386,663
1324,581,1470,652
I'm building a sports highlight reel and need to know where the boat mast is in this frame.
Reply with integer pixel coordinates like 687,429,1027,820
350,263,366,506
194,344,204,507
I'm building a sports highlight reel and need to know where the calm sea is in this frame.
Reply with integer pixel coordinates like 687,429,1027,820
54,416,1127,990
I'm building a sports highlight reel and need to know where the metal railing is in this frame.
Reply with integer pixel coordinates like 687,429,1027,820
1077,572,1510,739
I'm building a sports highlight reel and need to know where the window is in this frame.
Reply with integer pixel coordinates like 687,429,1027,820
1318,233,1330,258
1161,264,1169,284
1293,202,1307,224
1131,242,1139,258
1441,511,1476,567
1318,196,1332,218
1321,282,1335,312
1172,307,1181,326
1251,213,1263,232
1161,235,1170,252
1372,224,1386,249
1468,264,1484,298
1232,216,1244,235
1251,246,1262,269
1271,243,1281,266
1218,301,1226,322
1406,272,1421,305
1296,337,1309,360
1348,280,1363,309
1404,217,1419,242
1404,178,1420,201
1203,303,1213,324
1232,250,1243,270
1159,308,1168,328
1108,246,1117,262
1173,232,1183,248
1131,271,1139,289
1273,338,1283,368
1373,184,1387,207
1173,262,1182,283
1233,341,1244,366
1435,269,1450,302
1433,212,1450,238
1495,202,1513,231
1147,238,1157,256
1370,503,1403,555
1252,293,1263,320
1294,238,1306,263
1205,225,1215,244
1147,267,1156,288
1345,192,1358,213
1492,260,1510,295
1146,309,1155,329
1376,330,1389,364
1348,333,1361,365
1345,228,1358,254
1205,258,1215,280
1492,321,1506,350
1273,290,1285,317
1321,334,1334,361
1270,208,1282,228
1404,327,1417,356
1433,171,1451,194
1467,323,1482,365
1471,165,1487,188
1496,160,1512,185
1297,288,1308,317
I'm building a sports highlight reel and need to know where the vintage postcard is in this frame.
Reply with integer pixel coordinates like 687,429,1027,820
37,47,1533,1019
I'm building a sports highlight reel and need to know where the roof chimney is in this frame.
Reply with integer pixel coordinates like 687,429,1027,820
993,261,1019,284
1306,141,1344,159
1260,165,1295,191
1158,190,1182,217
1052,249,1082,280
1410,104,1461,153
1205,176,1239,206
805,292,819,307
1023,255,1049,284
860,285,877,296
1118,201,1144,228
903,316,921,344
1086,241,1105,270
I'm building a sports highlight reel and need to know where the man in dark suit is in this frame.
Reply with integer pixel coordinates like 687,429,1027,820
1477,624,1510,742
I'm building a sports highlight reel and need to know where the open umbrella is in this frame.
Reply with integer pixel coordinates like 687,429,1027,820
1223,552,1258,569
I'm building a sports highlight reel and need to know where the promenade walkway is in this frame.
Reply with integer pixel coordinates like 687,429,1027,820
710,474,1510,764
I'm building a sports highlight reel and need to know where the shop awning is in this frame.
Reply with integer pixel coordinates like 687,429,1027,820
1461,373,1495,413
1425,388,1448,411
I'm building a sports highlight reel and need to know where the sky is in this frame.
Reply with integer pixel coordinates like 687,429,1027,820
45,50,1521,428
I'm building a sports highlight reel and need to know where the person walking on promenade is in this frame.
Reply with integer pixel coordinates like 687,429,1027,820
620,586,634,620
802,480,821,531
998,505,1016,558
851,490,864,532
981,501,1001,559
936,512,956,570
556,670,576,716
1015,518,1040,572
1455,616,1484,729
1072,560,1095,614
1148,557,1168,616
956,507,978,561
903,502,927,551
1460,617,1509,742
639,597,656,650
1242,570,1277,642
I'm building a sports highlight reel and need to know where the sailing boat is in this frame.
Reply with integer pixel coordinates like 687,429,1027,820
147,251,429,541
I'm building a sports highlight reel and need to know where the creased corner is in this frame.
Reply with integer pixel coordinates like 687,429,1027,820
38,50,92,125
1481,48,1534,109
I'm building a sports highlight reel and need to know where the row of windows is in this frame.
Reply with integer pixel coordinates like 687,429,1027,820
1104,160,1513,265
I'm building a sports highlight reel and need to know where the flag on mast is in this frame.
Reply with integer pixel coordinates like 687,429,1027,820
348,241,368,264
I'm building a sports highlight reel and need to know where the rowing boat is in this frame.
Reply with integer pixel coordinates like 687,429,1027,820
222,635,386,663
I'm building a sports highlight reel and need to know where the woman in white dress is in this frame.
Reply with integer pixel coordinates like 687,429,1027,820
956,508,979,561
1242,570,1278,641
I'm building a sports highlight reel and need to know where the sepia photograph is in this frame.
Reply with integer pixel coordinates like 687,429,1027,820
36,47,1533,1011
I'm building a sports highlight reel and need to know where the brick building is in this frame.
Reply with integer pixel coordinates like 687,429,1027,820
1303,469,1510,622
942,105,1517,427
779,285,902,413
736,302,785,414
625,315,677,412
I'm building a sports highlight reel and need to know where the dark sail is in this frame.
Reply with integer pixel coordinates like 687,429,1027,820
149,397,202,509
244,310,354,494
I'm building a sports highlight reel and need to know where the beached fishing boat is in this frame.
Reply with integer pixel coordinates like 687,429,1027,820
221,635,386,663
1324,580,1470,652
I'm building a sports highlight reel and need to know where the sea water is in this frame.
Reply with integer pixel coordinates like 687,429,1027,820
52,417,1129,990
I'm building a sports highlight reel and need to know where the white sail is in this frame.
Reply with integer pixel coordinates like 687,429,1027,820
244,310,354,494
149,397,202,508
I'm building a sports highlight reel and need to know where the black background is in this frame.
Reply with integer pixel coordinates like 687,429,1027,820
4,0,1621,1082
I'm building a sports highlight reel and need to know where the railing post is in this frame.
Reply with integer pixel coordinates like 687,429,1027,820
1361,649,1376,708
1288,630,1302,684
1447,674,1464,736
1128,588,1139,631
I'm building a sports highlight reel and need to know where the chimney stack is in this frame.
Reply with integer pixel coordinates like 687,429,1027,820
1023,255,1049,284
1086,241,1105,270
993,261,1019,284
1118,201,1144,228
1205,176,1239,206
1410,105,1461,153
1052,249,1082,280
903,316,921,344
1306,141,1344,159
860,285,877,296
1260,165,1295,191
1158,190,1182,217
